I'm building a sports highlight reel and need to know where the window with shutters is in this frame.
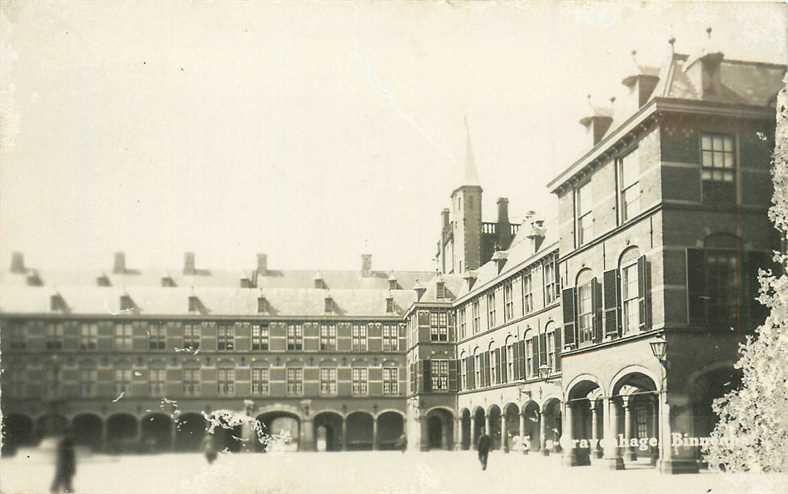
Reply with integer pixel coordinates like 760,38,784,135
486,292,496,328
320,323,337,351
503,281,514,321
707,251,741,327
218,368,235,396
148,323,166,350
544,255,558,305
488,343,497,384
432,360,449,391
430,312,448,342
575,180,593,247
80,323,98,350
352,368,368,395
184,369,200,396
460,352,467,389
45,323,64,350
252,368,270,395
352,323,367,352
382,325,398,352
576,270,594,346
287,323,303,351
546,328,557,372
383,367,398,395
621,261,640,335
522,271,534,314
115,369,131,395
183,324,200,350
458,307,467,339
506,338,515,382
525,336,535,379
618,147,640,222
79,369,96,398
149,369,166,396
701,134,736,203
474,350,481,388
252,324,269,351
217,325,235,351
319,368,337,396
287,368,303,396
471,301,480,333
113,323,132,351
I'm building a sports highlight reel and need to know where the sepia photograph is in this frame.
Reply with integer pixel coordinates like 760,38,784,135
0,1,786,493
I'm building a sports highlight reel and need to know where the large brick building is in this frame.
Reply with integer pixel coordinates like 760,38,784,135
1,42,784,474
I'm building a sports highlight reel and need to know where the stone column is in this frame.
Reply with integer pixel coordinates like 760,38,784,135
470,416,476,450
300,418,315,452
602,397,624,470
419,417,429,451
101,420,109,452
519,413,528,455
501,413,508,452
561,402,577,466
649,395,659,465
590,400,601,459
622,397,637,462
539,411,549,456
455,417,463,450
372,416,378,451
341,417,347,451
657,393,700,474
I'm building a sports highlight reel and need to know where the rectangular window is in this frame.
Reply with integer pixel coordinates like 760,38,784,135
707,251,740,326
546,332,556,372
183,324,200,350
114,323,133,351
80,323,98,350
251,324,269,351
184,369,200,396
486,292,496,328
79,369,96,397
382,325,398,352
431,360,449,391
287,324,303,351
525,340,534,379
287,368,303,396
471,301,480,333
46,323,64,350
251,368,270,396
619,148,640,222
507,343,514,382
430,312,448,342
576,181,593,247
577,281,594,345
383,367,398,395
503,281,514,321
352,368,368,396
701,134,735,182
622,262,640,334
115,369,132,395
149,369,166,396
8,323,26,350
217,325,235,351
458,307,466,340
522,271,533,314
217,368,235,396
474,354,481,386
544,256,558,305
352,323,368,352
320,323,337,351
319,368,337,395
148,323,166,350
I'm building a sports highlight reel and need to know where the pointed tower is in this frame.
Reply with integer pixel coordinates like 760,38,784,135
450,117,483,273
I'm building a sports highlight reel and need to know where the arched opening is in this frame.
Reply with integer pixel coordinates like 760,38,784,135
460,409,472,450
1,414,34,456
503,404,520,452
690,366,741,466
257,412,300,452
542,399,562,452
522,401,541,452
141,414,173,453
487,405,502,449
106,414,138,453
611,371,659,465
313,412,343,452
175,413,206,452
36,414,68,440
425,408,454,450
345,412,374,451
472,408,485,449
377,412,404,450
72,414,103,452
567,380,600,465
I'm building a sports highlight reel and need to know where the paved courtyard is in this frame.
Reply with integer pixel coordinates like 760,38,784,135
1,450,785,494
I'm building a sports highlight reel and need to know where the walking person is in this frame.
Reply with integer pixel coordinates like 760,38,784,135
477,432,491,471
50,430,76,494
397,433,408,453
202,433,218,464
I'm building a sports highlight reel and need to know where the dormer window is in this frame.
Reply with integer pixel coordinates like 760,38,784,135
50,293,67,312
240,277,252,288
388,279,398,290
324,297,334,314
27,271,43,287
161,276,176,287
386,297,395,313
314,273,325,289
257,296,268,314
97,274,111,287
188,296,200,313
436,282,447,299
120,295,136,312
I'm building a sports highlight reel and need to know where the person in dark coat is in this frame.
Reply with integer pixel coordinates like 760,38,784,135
50,432,76,494
477,433,492,471
397,433,408,453
202,433,218,464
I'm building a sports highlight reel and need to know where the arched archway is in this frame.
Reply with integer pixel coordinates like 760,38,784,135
2,414,34,456
611,371,659,464
487,405,502,449
472,407,486,449
460,409,472,450
141,414,173,453
106,414,138,453
522,401,541,452
313,411,343,451
689,365,741,465
377,411,404,450
175,413,206,451
425,408,454,450
503,403,520,452
72,414,103,452
36,414,67,440
566,379,601,466
345,412,374,451
256,411,300,452
542,398,562,452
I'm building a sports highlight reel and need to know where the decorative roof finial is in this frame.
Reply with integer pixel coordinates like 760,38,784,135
609,96,616,105
706,26,712,40
668,36,676,54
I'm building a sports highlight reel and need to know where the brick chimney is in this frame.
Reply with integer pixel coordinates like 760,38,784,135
496,197,512,250
527,218,547,253
183,252,196,275
257,253,268,275
113,252,127,274
685,28,724,99
10,252,25,274
361,254,372,277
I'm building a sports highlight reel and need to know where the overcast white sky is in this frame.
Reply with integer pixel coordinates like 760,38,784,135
0,1,785,273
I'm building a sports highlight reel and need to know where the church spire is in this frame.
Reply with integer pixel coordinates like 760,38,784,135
463,115,480,186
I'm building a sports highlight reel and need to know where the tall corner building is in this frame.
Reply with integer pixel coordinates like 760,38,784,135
1,42,785,474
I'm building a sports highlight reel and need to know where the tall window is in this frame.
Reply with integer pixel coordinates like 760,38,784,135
383,367,398,395
149,369,166,396
149,324,166,350
382,325,398,352
8,323,26,350
471,301,480,333
183,324,200,350
506,339,515,382
352,368,368,395
546,329,557,372
80,323,98,350
114,323,132,351
218,368,235,396
320,368,337,395
707,251,740,325
458,307,467,339
46,323,64,350
486,292,496,328
287,324,303,351
701,134,736,202
525,336,534,379
320,323,337,351
252,324,269,351
430,312,448,342
79,369,96,397
621,260,640,334
544,255,558,305
432,360,449,391
503,281,514,321
352,323,367,352
252,368,270,396
184,369,200,396
619,148,640,222
474,351,481,387
115,369,131,395
488,345,497,384
287,368,303,396
460,354,467,390
577,271,594,345
217,325,235,351
576,181,593,247
522,271,534,314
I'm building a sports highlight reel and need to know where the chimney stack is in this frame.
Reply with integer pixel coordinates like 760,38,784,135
580,95,613,146
10,252,25,274
183,252,196,275
414,280,427,301
441,208,450,231
361,254,372,277
113,252,127,274
496,197,513,251
257,253,268,274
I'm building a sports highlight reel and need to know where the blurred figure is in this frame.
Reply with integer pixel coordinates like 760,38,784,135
397,433,407,453
50,430,76,494
477,432,491,471
202,433,218,464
